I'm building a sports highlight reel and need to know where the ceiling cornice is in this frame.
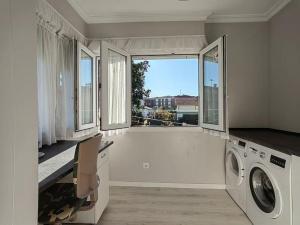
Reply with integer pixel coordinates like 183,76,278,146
205,0,291,23
68,0,291,24
84,12,211,24
264,0,291,20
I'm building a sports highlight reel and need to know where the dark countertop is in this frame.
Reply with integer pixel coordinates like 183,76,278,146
39,140,78,164
39,140,113,164
229,128,300,156
39,140,113,193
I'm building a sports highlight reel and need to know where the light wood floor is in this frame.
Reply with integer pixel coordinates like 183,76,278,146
96,186,252,225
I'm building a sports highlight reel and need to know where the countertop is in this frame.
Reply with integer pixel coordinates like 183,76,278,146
229,128,300,157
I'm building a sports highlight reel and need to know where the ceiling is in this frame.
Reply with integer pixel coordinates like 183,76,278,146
67,0,291,24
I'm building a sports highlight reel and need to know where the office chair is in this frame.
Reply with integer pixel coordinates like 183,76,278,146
38,134,102,225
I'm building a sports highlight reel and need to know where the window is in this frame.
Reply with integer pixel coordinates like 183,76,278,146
131,55,199,127
76,42,97,130
200,36,226,131
100,41,131,130
99,36,226,133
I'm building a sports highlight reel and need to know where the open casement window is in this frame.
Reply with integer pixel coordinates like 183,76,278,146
199,36,226,131
76,42,97,130
100,41,131,130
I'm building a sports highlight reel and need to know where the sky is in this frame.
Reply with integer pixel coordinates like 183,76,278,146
136,58,198,97
134,57,219,98
204,60,219,88
80,58,92,86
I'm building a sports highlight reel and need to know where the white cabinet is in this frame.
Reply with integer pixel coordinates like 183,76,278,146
67,148,110,224
95,160,109,221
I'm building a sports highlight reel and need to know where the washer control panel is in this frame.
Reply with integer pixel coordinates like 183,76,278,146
270,155,286,168
238,140,246,148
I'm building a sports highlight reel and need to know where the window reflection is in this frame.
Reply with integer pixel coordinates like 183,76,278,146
80,50,93,125
203,46,219,125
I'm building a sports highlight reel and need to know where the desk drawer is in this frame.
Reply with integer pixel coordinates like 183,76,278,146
97,149,109,168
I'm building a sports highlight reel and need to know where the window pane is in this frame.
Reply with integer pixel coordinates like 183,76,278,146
203,46,219,125
132,56,198,127
108,50,126,125
80,50,93,125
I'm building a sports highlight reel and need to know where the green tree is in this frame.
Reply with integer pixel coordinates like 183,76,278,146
131,60,151,112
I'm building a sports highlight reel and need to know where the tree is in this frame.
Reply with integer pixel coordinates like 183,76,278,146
131,60,151,112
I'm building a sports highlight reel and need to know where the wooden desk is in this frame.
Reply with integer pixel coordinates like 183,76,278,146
38,140,113,193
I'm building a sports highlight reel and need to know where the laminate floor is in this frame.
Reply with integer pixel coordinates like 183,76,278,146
96,186,252,225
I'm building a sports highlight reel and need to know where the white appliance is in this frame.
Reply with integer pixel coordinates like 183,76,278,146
246,142,292,225
225,136,247,212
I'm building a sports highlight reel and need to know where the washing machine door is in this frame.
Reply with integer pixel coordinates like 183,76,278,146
249,163,282,218
226,147,244,186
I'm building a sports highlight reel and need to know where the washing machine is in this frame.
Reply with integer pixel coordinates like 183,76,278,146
246,142,292,225
225,136,247,212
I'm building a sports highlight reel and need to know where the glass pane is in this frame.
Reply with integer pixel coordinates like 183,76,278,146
203,46,219,125
250,167,276,213
80,50,93,125
131,56,199,127
108,50,126,125
230,153,239,176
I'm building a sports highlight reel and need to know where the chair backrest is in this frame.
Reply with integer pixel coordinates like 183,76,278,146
73,134,102,199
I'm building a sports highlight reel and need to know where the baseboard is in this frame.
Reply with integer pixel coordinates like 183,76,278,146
110,181,225,189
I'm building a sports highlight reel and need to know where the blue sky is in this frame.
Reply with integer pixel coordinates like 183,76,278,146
204,60,219,88
134,58,219,98
137,58,199,97
80,58,92,85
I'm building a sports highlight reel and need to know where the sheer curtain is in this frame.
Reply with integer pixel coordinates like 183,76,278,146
37,23,74,147
108,50,126,125
37,24,57,146
56,37,74,140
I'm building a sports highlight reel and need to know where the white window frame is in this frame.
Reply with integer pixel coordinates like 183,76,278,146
100,41,131,130
199,36,226,131
76,42,97,130
96,56,101,127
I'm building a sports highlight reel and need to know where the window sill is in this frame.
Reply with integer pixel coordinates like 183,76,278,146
128,126,204,133
73,126,100,140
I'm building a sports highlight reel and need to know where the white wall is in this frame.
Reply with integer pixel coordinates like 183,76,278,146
108,128,225,185
0,0,38,224
87,21,271,186
206,22,270,128
269,0,300,133
85,21,226,186
87,21,205,39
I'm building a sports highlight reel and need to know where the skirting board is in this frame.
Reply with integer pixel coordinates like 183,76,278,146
110,181,225,189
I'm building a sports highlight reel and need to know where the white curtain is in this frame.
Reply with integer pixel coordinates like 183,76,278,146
37,24,57,146
56,37,74,140
37,23,75,147
108,50,126,125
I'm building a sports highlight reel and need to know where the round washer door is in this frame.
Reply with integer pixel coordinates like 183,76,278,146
249,163,282,218
226,147,244,186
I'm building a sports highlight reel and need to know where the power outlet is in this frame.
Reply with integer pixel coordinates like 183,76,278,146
143,162,150,169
